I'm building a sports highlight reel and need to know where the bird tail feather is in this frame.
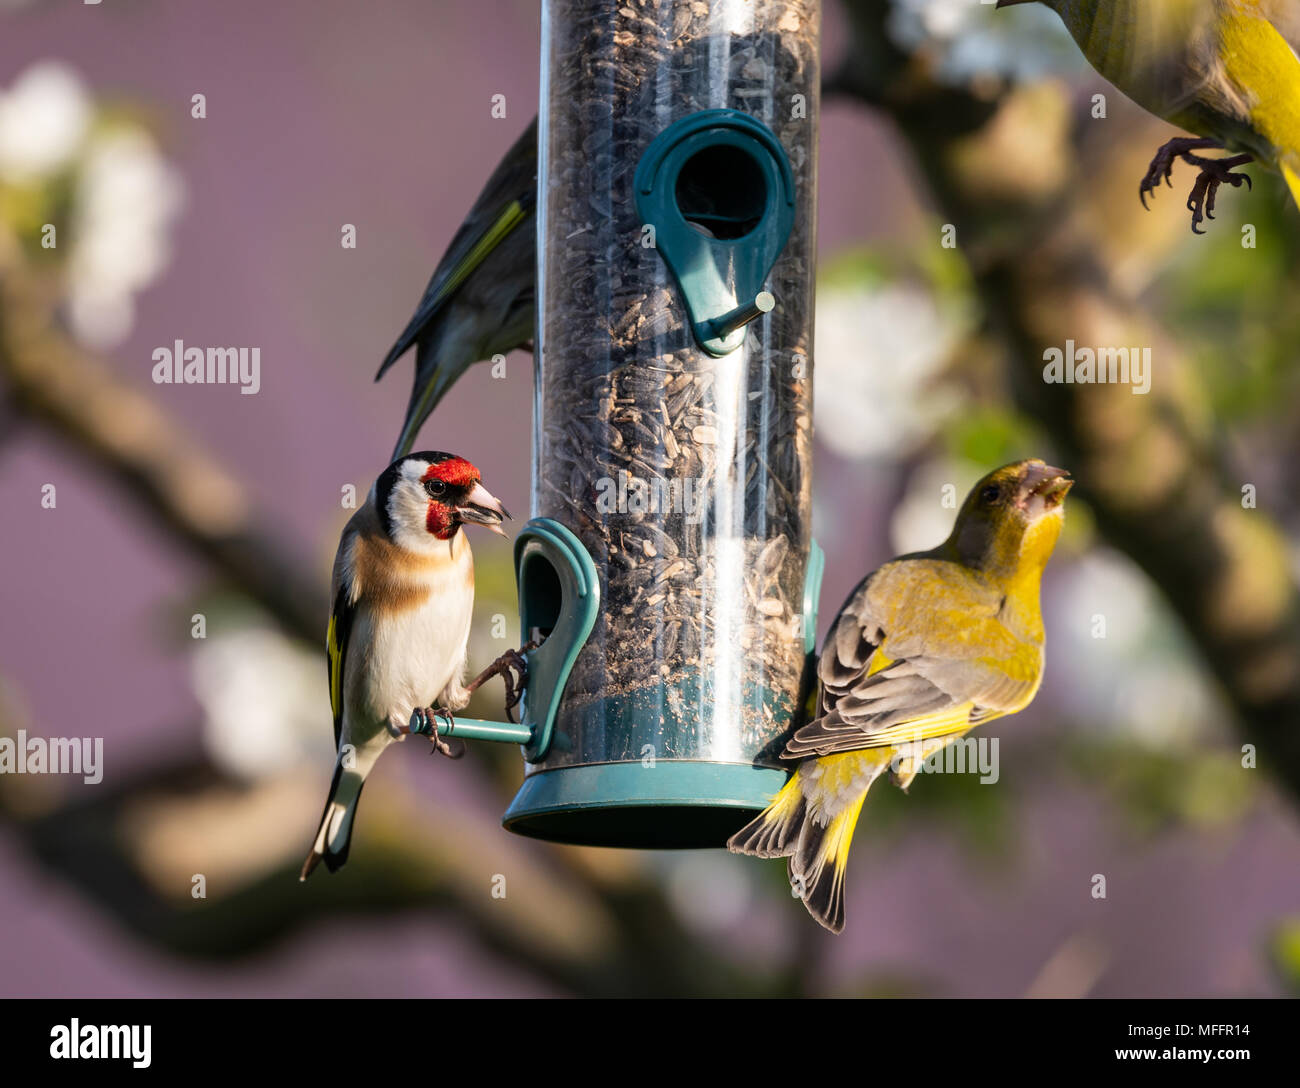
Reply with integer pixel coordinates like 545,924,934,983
728,771,807,858
728,764,869,934
300,761,368,880
789,793,867,934
391,366,456,462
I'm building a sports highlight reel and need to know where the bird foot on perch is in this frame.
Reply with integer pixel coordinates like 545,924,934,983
407,706,466,759
465,640,538,724
1138,136,1252,232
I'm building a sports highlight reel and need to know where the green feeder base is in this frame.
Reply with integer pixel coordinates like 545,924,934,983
503,761,789,848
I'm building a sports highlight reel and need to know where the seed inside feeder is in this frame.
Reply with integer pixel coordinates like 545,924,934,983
532,0,819,768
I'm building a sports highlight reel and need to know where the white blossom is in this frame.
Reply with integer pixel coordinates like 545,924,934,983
0,62,91,182
1055,550,1220,743
887,0,1083,84
814,280,961,461
889,457,975,555
67,128,184,347
192,626,332,781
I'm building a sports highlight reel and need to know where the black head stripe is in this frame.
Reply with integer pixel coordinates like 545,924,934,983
374,460,403,540
408,451,456,466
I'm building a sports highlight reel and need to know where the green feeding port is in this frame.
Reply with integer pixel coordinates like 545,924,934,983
415,519,597,751
674,143,768,239
635,109,796,357
510,519,601,764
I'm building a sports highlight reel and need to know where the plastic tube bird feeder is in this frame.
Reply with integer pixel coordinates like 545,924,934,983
503,0,821,847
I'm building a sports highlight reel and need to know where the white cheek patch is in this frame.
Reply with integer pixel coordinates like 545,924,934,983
385,463,445,553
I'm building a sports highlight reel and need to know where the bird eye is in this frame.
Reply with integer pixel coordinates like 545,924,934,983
424,479,447,498
980,485,1001,504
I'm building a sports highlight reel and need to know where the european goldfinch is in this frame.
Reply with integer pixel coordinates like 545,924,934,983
997,0,1300,231
729,460,1072,933
300,452,509,880
377,117,538,461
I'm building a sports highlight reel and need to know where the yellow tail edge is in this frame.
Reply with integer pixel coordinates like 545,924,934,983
1283,160,1300,212
727,771,805,859
791,792,867,934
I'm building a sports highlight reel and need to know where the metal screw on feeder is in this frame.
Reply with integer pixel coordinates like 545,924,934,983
709,291,776,342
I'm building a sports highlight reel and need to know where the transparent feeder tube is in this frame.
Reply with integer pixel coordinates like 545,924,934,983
531,1,818,778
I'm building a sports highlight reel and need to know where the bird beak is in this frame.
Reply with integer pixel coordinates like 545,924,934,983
994,0,1034,7
1022,462,1073,512
455,482,511,537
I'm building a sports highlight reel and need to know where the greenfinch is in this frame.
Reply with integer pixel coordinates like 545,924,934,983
998,0,1300,232
378,117,537,461
729,460,1072,933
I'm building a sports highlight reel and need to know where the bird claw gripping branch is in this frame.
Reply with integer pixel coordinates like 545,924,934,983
405,639,538,757
407,707,466,759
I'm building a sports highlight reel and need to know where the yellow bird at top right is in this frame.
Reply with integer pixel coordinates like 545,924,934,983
997,0,1300,232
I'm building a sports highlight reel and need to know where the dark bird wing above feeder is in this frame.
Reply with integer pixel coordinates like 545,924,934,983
378,116,539,461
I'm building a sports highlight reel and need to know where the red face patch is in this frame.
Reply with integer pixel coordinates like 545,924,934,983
425,502,455,539
421,457,478,489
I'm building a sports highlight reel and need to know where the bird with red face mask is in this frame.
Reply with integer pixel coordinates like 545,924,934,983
300,452,510,880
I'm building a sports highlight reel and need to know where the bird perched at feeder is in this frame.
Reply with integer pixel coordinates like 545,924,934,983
378,117,538,461
995,0,1300,232
729,460,1072,933
300,452,509,880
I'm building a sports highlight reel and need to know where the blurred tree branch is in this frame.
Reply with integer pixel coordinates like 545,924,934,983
0,262,324,645
832,0,1300,799
0,741,778,996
